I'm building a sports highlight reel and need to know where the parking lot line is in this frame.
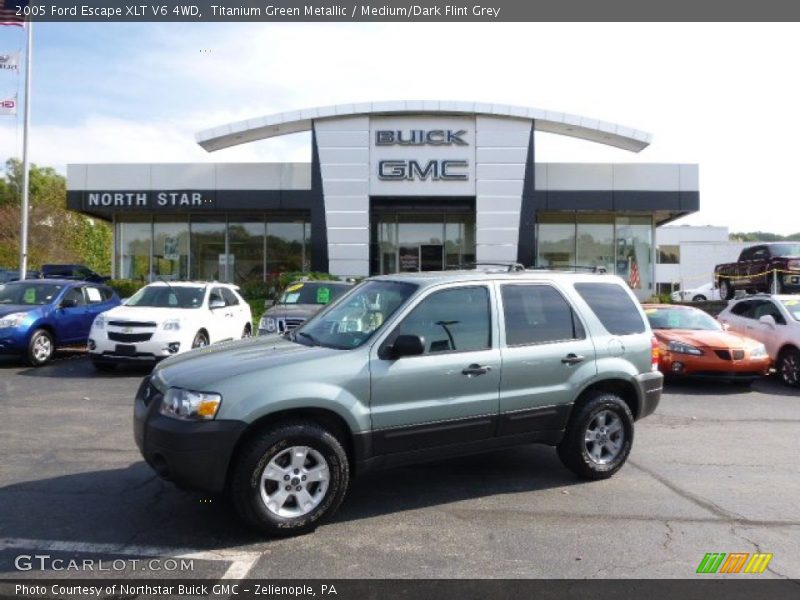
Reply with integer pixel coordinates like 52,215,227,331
0,537,263,579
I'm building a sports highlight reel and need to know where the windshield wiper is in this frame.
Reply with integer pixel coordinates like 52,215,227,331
296,331,320,346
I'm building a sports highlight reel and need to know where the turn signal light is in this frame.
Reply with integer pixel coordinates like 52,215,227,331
651,336,660,372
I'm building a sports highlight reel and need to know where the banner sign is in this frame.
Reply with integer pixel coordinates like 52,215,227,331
0,51,19,70
0,93,16,115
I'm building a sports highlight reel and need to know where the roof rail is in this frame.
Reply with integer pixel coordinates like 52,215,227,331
528,265,609,274
464,262,527,273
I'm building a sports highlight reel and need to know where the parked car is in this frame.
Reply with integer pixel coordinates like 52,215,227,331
714,243,800,299
0,269,41,283
670,281,721,303
89,281,252,371
134,269,662,536
717,294,800,386
41,264,110,283
644,304,769,383
0,279,120,366
257,280,354,337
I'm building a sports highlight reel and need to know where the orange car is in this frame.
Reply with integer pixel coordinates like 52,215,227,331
643,304,770,383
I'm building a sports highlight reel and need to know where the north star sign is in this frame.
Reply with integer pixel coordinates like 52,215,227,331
375,128,469,181
86,192,215,208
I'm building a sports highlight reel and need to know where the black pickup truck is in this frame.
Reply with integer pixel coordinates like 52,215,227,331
714,243,800,299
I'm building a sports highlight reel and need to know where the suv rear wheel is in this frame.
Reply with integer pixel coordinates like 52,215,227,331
231,421,350,536
558,391,634,480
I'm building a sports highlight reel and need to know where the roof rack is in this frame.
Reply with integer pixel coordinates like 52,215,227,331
463,262,527,273
527,265,609,274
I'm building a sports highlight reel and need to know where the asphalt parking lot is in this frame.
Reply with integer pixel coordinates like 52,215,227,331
1,351,799,580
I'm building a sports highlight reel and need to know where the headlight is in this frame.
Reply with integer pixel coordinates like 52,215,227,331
93,315,105,329
0,312,27,329
667,341,704,356
261,316,277,333
159,388,221,421
162,319,181,331
750,344,768,358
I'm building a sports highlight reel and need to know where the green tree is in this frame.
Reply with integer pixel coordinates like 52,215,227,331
0,158,111,272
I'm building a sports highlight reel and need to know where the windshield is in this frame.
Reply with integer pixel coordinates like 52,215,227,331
125,285,205,308
278,282,351,306
645,307,721,331
771,244,800,256
294,280,418,349
0,282,64,306
780,298,800,321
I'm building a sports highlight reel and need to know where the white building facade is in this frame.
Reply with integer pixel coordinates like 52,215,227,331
67,101,700,300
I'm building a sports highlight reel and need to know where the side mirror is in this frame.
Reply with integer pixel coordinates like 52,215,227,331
209,299,226,310
61,298,77,309
759,315,776,327
720,322,731,331
389,334,425,359
265,298,277,308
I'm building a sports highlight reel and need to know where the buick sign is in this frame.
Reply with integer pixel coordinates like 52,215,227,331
375,129,468,146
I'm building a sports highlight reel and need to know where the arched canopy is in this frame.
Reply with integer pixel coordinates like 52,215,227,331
195,101,652,153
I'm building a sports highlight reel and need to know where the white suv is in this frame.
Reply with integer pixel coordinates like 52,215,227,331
717,294,800,386
89,282,252,371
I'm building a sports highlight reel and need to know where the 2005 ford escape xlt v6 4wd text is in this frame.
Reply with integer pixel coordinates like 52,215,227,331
134,268,662,536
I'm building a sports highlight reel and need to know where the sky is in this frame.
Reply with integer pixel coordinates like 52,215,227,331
0,22,799,233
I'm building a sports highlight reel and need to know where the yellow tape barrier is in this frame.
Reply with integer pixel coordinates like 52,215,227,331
714,268,800,282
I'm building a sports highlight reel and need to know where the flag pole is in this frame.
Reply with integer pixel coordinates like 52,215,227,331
18,20,32,279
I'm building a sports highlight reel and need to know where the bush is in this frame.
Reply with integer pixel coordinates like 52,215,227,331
106,279,146,299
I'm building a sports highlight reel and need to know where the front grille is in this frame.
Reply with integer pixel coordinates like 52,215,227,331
279,317,306,333
714,350,732,360
108,320,157,328
109,332,152,343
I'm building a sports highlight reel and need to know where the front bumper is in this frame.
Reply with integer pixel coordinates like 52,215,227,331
633,371,663,420
658,352,771,380
133,377,247,492
91,327,191,363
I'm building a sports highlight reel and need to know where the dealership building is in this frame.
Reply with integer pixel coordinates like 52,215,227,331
66,101,699,299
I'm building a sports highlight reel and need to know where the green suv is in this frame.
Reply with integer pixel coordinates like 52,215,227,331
134,269,662,536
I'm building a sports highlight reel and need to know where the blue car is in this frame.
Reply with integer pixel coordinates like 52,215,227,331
0,279,120,366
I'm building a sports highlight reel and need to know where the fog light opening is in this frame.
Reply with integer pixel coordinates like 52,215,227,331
672,362,684,373
87,339,96,351
167,342,180,354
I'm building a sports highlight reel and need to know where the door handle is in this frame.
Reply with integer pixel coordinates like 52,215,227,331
462,364,491,377
561,353,585,365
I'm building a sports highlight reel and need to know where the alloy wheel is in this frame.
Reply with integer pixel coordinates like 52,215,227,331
33,334,52,363
259,446,330,518
584,410,625,465
780,351,800,386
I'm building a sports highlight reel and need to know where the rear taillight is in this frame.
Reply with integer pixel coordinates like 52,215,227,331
651,336,660,371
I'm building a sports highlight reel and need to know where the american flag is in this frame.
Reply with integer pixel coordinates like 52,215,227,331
628,257,641,289
0,0,27,26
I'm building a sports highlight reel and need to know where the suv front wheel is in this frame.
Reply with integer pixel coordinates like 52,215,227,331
231,421,350,536
557,391,634,480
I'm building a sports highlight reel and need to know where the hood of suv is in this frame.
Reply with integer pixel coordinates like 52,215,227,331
102,305,199,324
152,336,338,391
0,304,39,319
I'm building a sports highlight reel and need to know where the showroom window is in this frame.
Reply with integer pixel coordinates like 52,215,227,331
657,245,680,264
116,217,152,281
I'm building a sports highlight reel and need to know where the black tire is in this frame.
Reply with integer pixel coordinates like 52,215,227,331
769,274,785,295
191,330,209,349
230,421,350,537
692,295,707,302
26,329,54,367
242,323,252,339
91,360,117,372
557,391,634,480
719,279,734,300
777,347,800,387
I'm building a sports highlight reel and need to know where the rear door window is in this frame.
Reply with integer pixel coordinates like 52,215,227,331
221,288,240,306
573,282,645,335
83,286,103,304
501,284,585,345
